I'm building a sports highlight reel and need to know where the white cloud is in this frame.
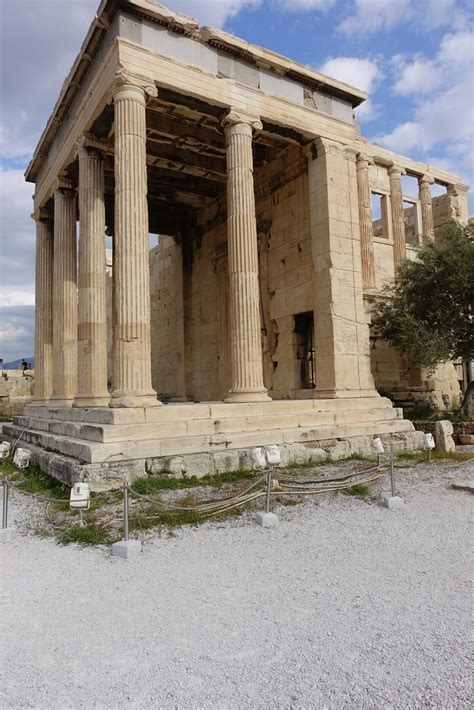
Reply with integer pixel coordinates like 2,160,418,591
277,0,336,9
319,57,381,93
392,57,442,96
376,29,474,198
319,56,382,121
169,0,261,25
338,0,466,36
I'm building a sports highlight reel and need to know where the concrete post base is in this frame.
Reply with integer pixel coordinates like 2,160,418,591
0,527,17,542
383,496,405,509
255,512,279,528
111,539,142,558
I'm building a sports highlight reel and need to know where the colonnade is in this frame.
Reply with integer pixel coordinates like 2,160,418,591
32,73,468,408
32,76,272,407
355,154,467,287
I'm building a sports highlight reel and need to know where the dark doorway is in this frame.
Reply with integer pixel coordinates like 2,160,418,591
294,312,316,389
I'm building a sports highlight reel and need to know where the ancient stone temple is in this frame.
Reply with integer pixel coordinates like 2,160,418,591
7,0,469,489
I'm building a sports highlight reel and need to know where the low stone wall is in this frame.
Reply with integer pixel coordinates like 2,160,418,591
413,419,474,444
0,371,34,416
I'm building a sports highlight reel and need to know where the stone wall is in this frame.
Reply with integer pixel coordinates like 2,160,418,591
149,159,314,401
0,371,34,416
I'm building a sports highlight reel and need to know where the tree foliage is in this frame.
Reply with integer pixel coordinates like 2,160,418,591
373,220,474,371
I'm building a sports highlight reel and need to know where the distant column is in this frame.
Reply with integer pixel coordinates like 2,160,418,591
223,109,270,403
418,174,435,241
51,179,77,406
32,207,54,405
74,135,110,407
388,164,407,274
356,153,376,289
110,73,159,408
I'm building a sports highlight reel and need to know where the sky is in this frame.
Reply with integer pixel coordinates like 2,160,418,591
0,0,473,361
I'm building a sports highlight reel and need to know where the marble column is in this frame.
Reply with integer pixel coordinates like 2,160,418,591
32,207,54,405
51,179,77,406
418,174,435,241
388,164,407,274
74,135,110,407
110,75,159,408
356,153,376,289
223,110,270,403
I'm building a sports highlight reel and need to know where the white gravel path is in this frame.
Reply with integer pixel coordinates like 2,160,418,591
1,461,473,709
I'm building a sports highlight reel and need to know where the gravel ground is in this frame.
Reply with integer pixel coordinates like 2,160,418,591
1,459,473,709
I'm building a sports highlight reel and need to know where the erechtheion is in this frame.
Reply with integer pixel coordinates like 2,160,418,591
7,0,469,488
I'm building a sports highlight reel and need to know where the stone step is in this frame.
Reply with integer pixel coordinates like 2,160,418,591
4,416,414,465
14,406,403,444
20,395,397,425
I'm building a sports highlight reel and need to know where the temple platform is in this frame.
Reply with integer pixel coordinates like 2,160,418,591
3,398,424,490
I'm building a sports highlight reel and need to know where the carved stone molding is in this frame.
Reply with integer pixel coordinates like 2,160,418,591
52,177,76,197
388,163,407,178
31,207,53,223
222,109,262,132
113,68,158,99
74,132,111,160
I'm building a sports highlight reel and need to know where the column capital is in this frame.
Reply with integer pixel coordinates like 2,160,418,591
31,206,53,223
388,163,407,178
418,174,435,186
222,109,262,132
74,133,110,161
303,137,344,161
356,151,375,167
447,182,469,196
53,177,76,197
112,68,158,100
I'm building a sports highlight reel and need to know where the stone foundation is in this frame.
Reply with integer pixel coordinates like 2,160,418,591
4,398,424,491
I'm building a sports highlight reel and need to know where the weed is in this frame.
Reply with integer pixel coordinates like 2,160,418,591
343,483,371,499
59,523,112,546
179,493,198,508
132,469,256,494
397,451,472,464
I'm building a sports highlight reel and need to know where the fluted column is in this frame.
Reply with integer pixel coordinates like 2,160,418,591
223,110,270,403
74,135,109,407
356,153,376,289
32,207,53,405
418,174,435,241
388,164,407,274
110,73,159,408
51,179,77,406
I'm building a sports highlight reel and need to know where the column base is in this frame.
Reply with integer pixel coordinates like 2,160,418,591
31,398,50,407
73,395,111,408
49,397,74,407
225,390,272,403
109,393,161,409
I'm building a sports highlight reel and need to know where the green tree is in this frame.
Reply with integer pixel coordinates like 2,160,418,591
373,220,474,372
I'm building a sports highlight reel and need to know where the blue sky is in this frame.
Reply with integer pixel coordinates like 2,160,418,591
0,0,473,361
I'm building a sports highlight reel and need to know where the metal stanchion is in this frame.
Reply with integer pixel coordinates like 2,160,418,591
390,456,396,497
382,455,404,509
265,468,273,515
2,477,9,529
123,482,130,542
1,477,16,542
111,480,141,559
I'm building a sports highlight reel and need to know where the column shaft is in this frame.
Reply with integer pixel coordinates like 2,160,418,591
52,182,77,406
356,154,376,289
110,82,159,408
389,165,406,274
32,209,53,404
418,175,435,241
224,115,270,402
74,140,109,407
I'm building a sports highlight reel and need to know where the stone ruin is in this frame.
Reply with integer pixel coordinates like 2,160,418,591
5,0,470,489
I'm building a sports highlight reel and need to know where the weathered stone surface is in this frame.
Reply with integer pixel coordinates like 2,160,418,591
434,420,456,452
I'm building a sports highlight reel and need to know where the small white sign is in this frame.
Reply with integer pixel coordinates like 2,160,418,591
70,481,91,510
